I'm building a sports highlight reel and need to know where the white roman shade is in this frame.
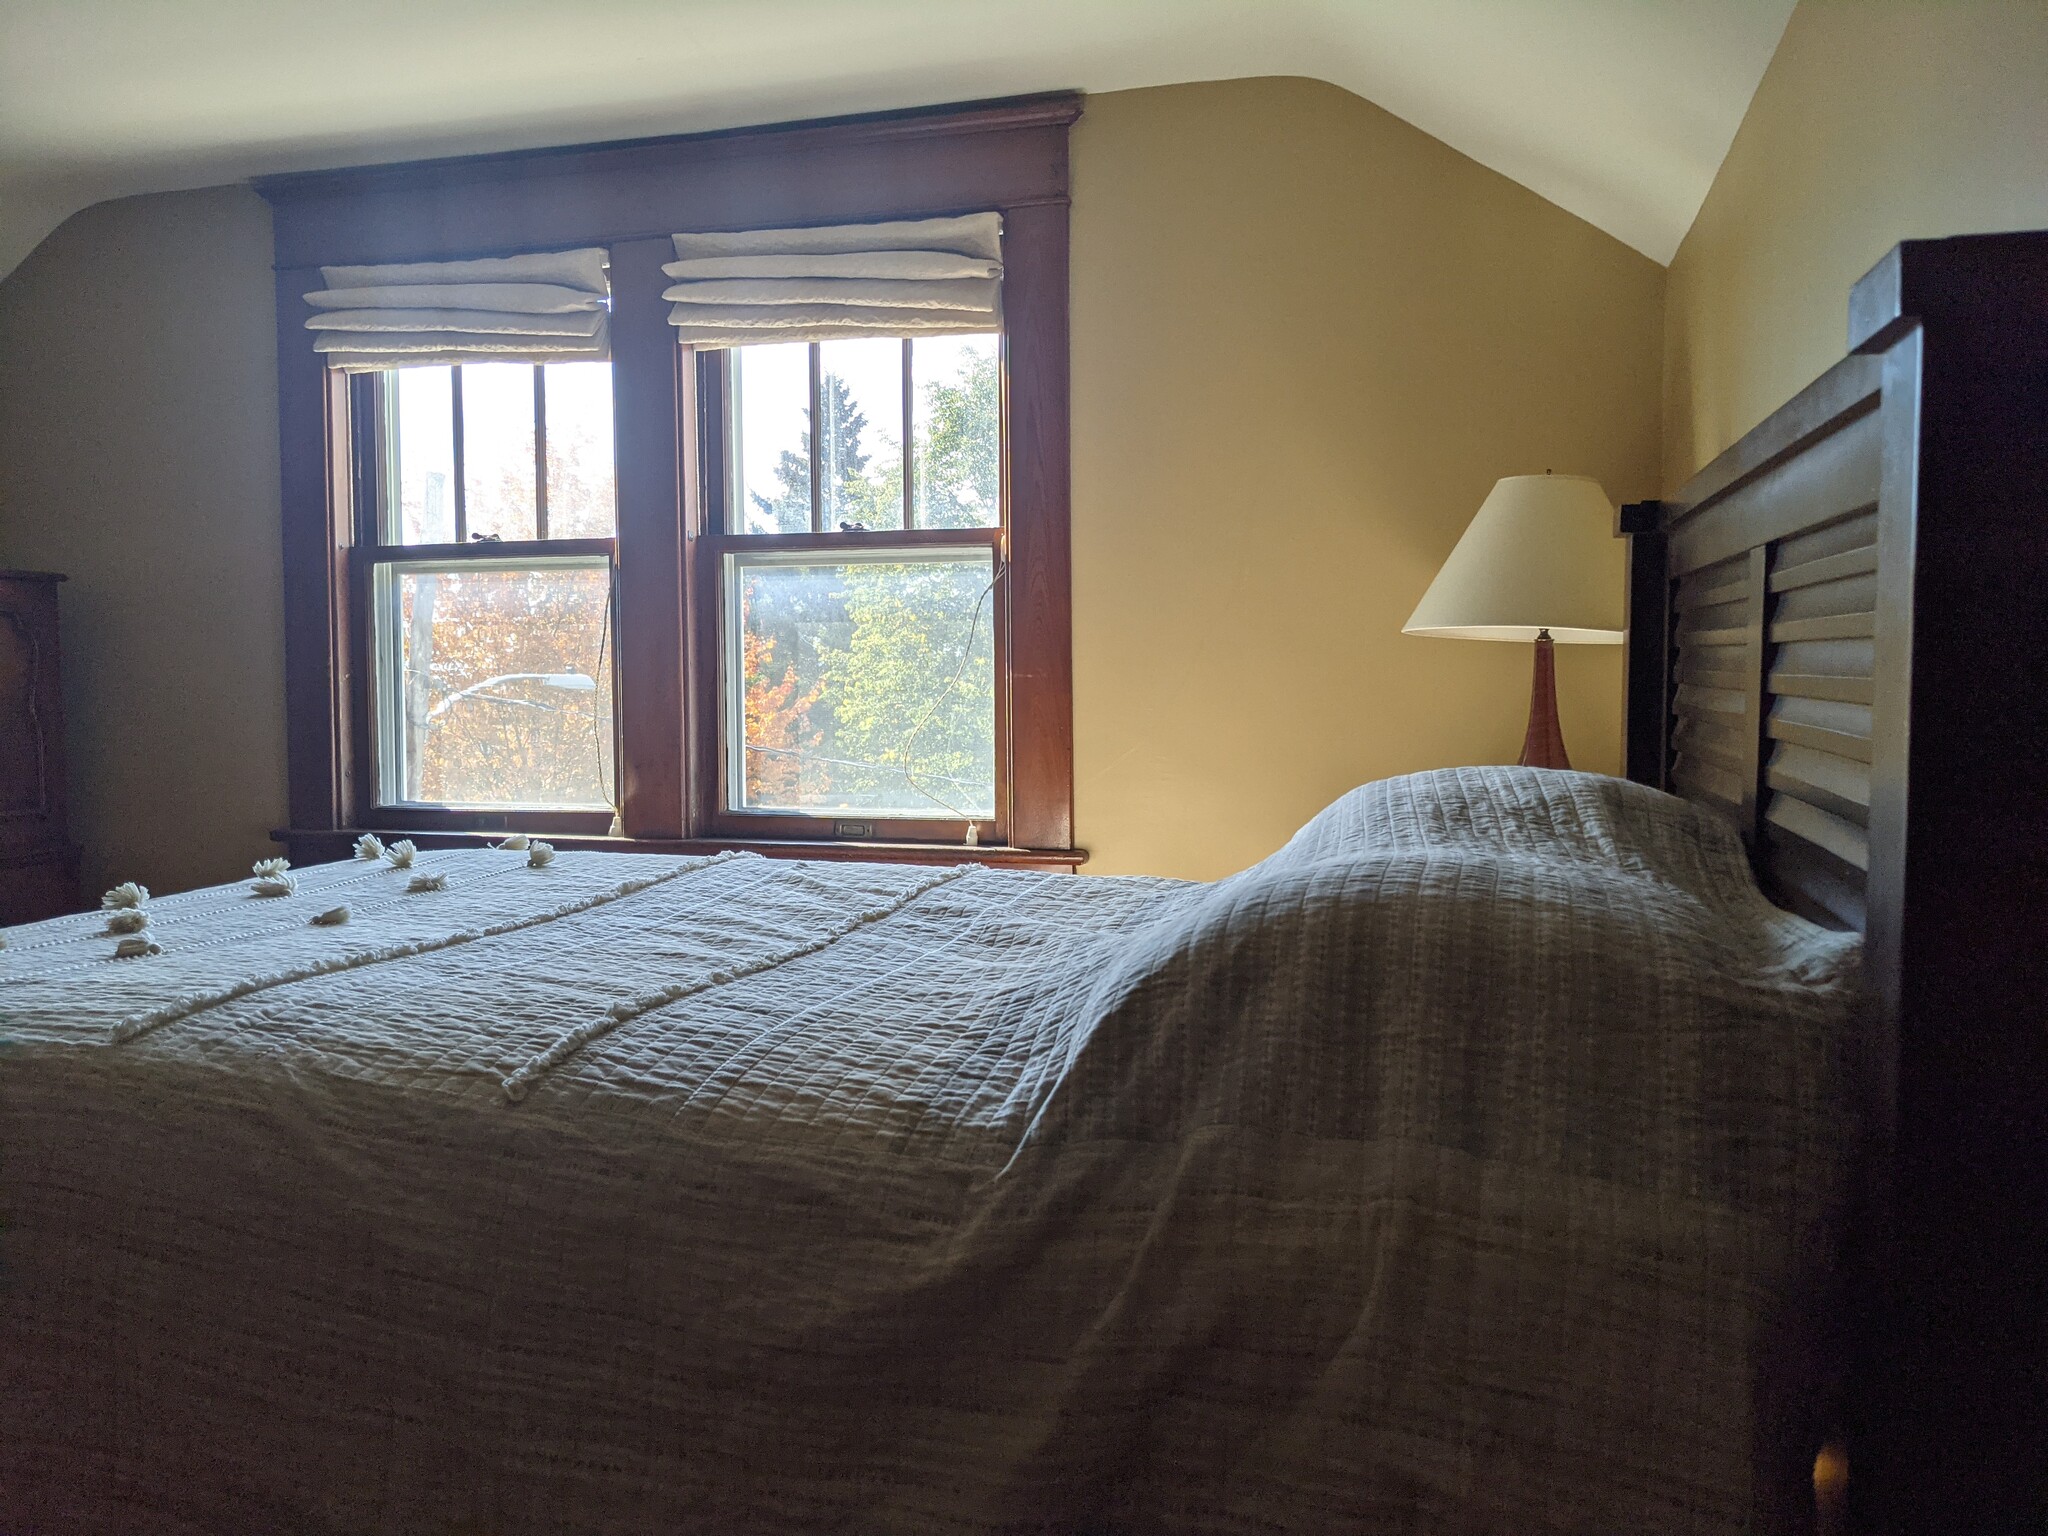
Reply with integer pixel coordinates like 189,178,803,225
663,213,1002,348
304,248,611,371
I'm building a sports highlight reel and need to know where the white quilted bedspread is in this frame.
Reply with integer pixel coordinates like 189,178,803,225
0,769,1863,1533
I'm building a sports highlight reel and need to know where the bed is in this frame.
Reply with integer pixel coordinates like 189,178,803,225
3,231,2042,1534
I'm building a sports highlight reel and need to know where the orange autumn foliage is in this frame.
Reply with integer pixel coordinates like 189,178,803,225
742,628,822,804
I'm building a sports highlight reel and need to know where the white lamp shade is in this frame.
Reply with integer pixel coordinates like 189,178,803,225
1403,474,1624,644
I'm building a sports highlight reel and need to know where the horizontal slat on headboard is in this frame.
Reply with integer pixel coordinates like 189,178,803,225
1669,400,1881,576
1766,742,1870,824
1767,697,1872,763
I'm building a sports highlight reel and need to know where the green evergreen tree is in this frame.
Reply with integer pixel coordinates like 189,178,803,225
914,347,1001,529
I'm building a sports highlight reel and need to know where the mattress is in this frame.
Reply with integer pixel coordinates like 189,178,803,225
0,767,1863,1532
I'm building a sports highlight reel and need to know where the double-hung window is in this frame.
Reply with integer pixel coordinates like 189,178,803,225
262,95,1079,867
708,337,1002,840
354,361,618,828
687,231,1010,842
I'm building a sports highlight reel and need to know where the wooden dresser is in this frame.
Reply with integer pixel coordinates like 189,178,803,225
1,570,81,923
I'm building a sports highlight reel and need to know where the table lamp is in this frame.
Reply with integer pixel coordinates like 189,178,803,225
1402,473,1623,770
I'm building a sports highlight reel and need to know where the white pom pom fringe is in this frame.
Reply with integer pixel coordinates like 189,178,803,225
527,841,556,869
102,882,149,910
251,874,298,897
105,908,150,935
310,906,350,926
113,936,163,959
384,839,417,869
491,833,530,851
407,872,448,893
354,833,384,860
252,857,291,879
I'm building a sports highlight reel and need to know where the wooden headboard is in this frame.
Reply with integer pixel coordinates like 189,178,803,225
1617,231,2048,1533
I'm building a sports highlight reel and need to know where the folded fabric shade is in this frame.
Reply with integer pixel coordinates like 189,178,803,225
306,281,606,315
305,247,611,371
308,310,606,337
663,213,1002,348
663,250,995,282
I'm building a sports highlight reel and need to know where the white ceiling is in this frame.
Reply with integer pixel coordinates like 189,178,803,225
0,0,1795,281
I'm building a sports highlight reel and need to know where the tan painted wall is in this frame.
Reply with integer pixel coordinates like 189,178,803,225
1663,0,2048,489
0,77,1664,894
0,186,288,899
1071,80,1661,876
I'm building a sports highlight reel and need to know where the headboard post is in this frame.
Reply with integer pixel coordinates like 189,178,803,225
1615,500,1669,787
1843,232,2048,1533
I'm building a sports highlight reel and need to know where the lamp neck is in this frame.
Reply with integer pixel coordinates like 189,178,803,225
1518,630,1571,770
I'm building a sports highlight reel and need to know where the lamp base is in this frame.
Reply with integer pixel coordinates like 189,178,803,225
1518,629,1572,770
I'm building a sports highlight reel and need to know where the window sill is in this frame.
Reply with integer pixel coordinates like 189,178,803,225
276,828,1087,871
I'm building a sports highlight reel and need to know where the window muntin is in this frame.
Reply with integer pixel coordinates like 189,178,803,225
724,545,997,819
371,558,614,809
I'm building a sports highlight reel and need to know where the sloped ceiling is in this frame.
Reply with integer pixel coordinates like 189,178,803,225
0,0,1795,280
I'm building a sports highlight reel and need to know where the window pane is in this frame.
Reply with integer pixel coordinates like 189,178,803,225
817,337,905,531
377,560,612,808
912,334,1000,528
731,342,811,533
462,363,538,541
541,361,616,538
389,366,455,544
727,548,995,818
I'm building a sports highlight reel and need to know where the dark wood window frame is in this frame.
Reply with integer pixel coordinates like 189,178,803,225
257,94,1084,870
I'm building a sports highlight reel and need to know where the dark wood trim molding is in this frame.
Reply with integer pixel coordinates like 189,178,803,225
273,266,348,831
257,93,1080,866
255,94,1081,269
607,234,689,839
277,826,1085,872
999,199,1076,851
